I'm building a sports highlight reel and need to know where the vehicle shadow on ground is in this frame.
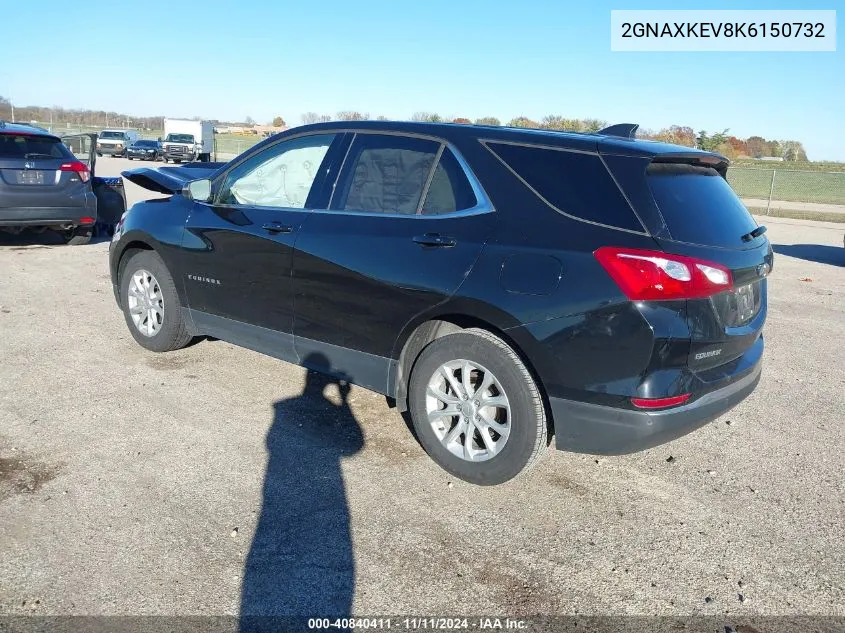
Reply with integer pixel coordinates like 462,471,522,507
0,225,112,247
240,353,363,632
773,243,845,267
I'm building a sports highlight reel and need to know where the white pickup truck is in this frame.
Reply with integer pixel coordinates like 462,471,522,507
161,119,214,163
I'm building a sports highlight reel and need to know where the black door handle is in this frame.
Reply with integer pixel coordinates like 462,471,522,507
413,233,456,248
262,222,293,234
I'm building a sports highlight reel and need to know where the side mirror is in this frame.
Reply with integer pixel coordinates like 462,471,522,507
185,179,212,202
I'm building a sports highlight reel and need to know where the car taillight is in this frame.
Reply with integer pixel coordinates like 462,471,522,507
594,247,732,301
631,394,691,409
60,161,91,183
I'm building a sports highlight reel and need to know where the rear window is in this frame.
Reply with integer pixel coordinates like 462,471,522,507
0,133,72,159
647,163,757,248
486,142,644,231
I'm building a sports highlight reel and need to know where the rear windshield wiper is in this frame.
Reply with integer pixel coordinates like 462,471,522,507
741,225,767,242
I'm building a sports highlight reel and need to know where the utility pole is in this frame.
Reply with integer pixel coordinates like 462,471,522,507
10,100,14,122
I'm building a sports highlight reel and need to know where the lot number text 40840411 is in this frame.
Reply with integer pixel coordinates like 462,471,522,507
307,617,528,630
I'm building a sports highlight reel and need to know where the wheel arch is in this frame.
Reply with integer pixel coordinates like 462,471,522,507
392,313,555,442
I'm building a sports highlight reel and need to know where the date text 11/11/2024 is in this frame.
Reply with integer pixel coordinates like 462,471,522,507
307,617,529,630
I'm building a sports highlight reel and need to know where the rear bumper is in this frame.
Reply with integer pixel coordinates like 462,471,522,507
0,206,97,228
551,360,762,455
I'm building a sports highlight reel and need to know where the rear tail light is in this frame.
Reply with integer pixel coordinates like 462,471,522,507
79,217,96,226
594,247,732,301
60,161,90,183
631,394,691,409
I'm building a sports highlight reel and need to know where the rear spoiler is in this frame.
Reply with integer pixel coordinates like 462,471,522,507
121,163,226,194
649,152,730,178
598,123,639,139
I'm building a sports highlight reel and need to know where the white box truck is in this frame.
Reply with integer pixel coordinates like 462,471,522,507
161,119,214,163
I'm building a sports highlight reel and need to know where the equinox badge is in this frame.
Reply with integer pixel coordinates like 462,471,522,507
188,274,221,285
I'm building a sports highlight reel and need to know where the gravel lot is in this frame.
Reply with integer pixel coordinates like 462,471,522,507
1,157,843,622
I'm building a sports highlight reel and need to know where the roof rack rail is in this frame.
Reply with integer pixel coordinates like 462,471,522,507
597,123,639,139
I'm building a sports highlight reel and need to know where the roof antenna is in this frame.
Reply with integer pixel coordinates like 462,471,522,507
597,123,639,139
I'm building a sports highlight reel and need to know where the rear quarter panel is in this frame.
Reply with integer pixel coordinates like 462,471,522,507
399,137,671,405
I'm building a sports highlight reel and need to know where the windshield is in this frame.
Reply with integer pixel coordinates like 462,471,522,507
134,140,157,147
100,131,126,139
166,134,195,143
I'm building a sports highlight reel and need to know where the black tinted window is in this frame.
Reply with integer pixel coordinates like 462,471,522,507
0,134,72,159
648,163,757,248
487,142,643,231
422,148,477,215
334,135,440,215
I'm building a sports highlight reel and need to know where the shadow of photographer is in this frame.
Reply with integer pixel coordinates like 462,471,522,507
240,353,363,631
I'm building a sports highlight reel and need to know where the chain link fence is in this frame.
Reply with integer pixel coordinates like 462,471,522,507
727,167,845,218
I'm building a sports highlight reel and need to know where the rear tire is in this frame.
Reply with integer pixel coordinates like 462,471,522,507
61,227,92,246
408,328,547,485
119,250,193,353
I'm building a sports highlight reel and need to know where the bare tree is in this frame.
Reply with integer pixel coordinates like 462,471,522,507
336,111,368,121
411,112,442,122
302,112,332,124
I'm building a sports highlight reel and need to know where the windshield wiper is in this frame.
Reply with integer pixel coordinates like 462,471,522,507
741,225,767,242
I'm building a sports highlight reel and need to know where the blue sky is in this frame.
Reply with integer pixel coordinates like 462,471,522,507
1,0,842,159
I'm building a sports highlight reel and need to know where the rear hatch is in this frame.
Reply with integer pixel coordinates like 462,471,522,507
645,159,773,372
0,132,89,209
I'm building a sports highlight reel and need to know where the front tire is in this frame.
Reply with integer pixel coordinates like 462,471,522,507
119,250,193,352
408,328,547,485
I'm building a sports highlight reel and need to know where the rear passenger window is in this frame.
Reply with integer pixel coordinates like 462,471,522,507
333,135,440,215
486,142,643,231
422,148,477,215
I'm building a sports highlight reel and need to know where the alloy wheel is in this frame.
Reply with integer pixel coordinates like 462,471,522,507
425,359,511,462
127,269,164,337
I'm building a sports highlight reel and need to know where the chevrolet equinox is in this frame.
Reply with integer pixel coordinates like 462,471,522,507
110,121,771,485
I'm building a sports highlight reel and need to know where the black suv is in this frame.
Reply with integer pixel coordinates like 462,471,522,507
0,122,126,243
110,121,771,485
